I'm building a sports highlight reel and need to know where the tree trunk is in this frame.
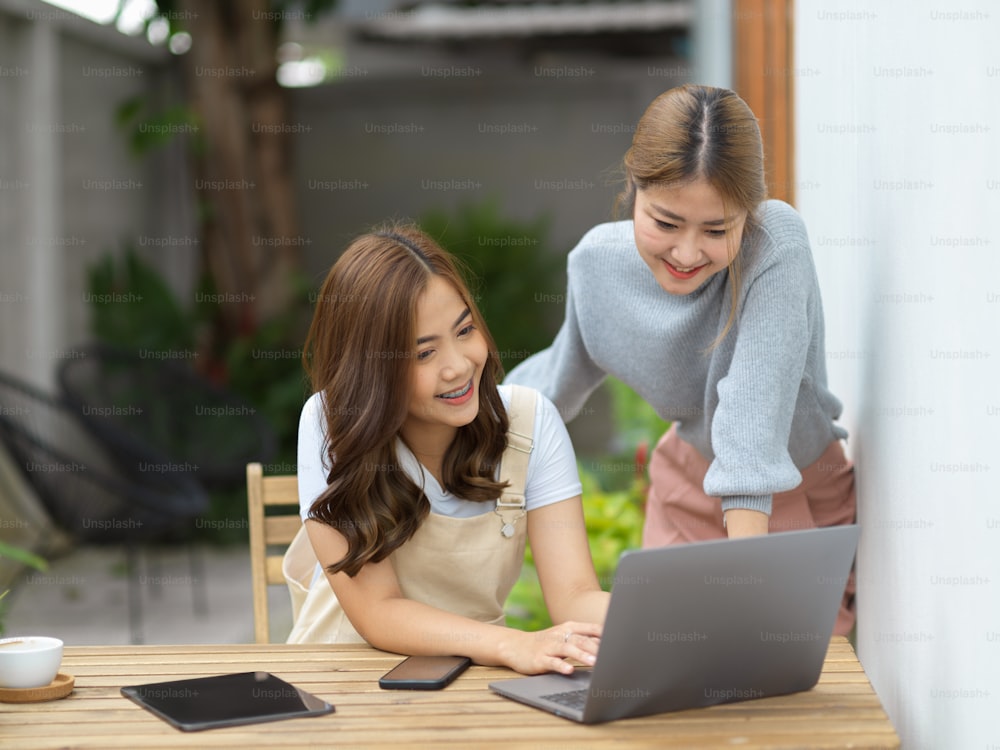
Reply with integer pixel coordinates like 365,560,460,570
176,0,301,351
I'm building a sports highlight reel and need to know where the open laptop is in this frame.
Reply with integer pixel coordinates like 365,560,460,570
490,525,859,724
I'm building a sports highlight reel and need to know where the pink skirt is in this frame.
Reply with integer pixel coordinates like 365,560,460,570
642,424,857,636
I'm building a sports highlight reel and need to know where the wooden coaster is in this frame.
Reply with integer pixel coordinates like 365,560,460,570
0,672,74,703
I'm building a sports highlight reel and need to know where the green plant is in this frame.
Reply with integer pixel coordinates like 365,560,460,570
505,461,646,632
87,249,196,354
0,543,47,575
218,272,314,470
0,542,48,636
115,98,202,159
85,249,311,542
420,199,564,374
504,378,667,631
599,377,671,490
580,466,647,587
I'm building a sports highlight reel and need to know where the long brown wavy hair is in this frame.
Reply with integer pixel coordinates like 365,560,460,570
302,224,509,577
616,84,767,345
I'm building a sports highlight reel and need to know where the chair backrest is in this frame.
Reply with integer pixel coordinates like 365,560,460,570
246,462,302,644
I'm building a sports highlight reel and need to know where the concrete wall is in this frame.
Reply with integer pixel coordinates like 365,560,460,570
795,2,999,746
0,0,195,391
290,62,684,280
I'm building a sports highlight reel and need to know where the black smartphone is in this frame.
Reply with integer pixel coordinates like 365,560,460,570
377,655,472,690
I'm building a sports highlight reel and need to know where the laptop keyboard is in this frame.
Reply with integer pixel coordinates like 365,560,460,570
540,688,588,711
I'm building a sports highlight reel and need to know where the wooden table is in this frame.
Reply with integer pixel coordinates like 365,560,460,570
0,637,899,749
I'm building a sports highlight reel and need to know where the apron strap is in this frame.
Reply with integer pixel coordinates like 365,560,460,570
497,385,536,511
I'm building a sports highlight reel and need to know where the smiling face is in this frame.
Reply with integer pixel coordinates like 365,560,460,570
633,178,748,295
401,275,488,452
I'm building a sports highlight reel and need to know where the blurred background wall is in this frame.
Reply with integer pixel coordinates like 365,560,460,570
0,3,197,390
795,2,999,747
0,0,696,454
292,71,662,280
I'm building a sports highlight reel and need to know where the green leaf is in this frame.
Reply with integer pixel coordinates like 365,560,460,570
115,95,145,128
0,542,48,572
87,246,196,353
419,198,563,373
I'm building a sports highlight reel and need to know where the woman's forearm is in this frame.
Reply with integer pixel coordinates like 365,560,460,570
354,595,602,676
354,596,509,665
546,586,611,628
724,508,769,538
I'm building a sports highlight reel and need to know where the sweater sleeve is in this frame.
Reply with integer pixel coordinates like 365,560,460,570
504,252,607,423
704,240,814,516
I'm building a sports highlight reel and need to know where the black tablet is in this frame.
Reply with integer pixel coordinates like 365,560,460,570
120,671,335,732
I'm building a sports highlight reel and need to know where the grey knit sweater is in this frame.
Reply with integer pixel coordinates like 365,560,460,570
505,199,847,515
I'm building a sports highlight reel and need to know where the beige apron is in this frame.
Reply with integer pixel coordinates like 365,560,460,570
283,385,536,644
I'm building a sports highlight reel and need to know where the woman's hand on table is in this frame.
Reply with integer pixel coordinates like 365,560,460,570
496,620,602,675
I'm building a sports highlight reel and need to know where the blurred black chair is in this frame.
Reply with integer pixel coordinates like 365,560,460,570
0,370,210,643
56,342,277,490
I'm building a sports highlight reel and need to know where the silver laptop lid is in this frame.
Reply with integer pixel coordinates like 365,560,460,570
580,525,859,722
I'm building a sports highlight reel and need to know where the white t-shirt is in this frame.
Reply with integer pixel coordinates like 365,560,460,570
297,384,583,522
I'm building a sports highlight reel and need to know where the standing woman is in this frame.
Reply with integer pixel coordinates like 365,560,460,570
506,84,856,635
286,224,609,674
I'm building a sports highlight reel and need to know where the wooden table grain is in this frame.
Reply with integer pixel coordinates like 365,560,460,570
0,638,899,749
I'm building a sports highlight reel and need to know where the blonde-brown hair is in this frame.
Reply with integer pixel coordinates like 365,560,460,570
302,223,509,577
616,84,767,344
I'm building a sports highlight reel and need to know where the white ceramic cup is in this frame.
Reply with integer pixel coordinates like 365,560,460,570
0,636,64,689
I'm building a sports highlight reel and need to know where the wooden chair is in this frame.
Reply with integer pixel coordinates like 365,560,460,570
246,462,302,644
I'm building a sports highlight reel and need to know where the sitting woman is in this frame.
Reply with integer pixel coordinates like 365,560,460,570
284,224,609,676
